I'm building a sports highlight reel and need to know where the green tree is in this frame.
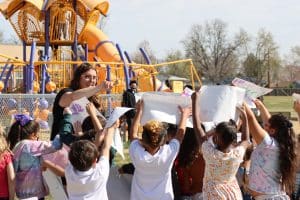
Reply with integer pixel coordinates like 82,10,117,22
162,50,190,79
242,29,281,86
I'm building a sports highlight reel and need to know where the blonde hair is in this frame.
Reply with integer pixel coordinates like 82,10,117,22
142,120,166,148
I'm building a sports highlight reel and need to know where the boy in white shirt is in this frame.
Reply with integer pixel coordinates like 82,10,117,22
65,122,116,200
129,100,191,200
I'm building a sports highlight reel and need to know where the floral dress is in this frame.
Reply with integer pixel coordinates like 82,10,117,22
202,138,246,200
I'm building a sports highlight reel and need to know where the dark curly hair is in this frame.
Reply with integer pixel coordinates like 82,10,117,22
178,127,200,167
269,114,296,194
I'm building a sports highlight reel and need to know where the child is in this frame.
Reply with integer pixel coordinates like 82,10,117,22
6,114,62,200
65,122,117,200
191,91,251,200
58,103,106,147
0,129,15,200
129,100,191,200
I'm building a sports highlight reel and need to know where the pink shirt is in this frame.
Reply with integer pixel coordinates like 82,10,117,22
0,152,12,198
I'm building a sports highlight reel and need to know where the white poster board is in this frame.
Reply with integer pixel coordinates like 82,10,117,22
198,85,246,124
141,92,193,127
43,170,68,200
232,77,273,99
42,145,69,200
107,166,132,200
105,107,134,128
141,86,246,131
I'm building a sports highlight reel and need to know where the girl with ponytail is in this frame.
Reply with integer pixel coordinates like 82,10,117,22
244,99,296,200
7,114,62,200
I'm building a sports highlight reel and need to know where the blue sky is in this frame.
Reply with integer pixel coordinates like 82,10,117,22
1,0,300,59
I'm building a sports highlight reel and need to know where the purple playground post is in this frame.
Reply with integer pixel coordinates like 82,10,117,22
28,42,36,93
116,44,129,90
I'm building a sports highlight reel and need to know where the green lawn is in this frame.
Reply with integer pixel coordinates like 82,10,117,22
263,96,297,118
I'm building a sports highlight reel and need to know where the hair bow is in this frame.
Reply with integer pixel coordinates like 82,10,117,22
14,114,33,126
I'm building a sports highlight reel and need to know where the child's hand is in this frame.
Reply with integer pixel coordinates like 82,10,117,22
178,105,192,118
86,102,97,116
191,90,200,102
136,100,144,113
237,103,247,120
41,160,50,171
99,80,114,92
294,100,300,113
63,107,72,115
73,121,83,136
253,99,264,110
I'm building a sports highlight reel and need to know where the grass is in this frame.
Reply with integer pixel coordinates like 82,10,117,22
261,96,300,133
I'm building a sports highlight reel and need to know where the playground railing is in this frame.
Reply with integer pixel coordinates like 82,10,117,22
0,93,123,135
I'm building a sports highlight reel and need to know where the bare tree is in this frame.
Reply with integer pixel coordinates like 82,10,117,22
182,19,249,83
130,40,157,64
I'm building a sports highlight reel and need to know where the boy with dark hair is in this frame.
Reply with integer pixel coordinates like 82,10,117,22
65,122,117,200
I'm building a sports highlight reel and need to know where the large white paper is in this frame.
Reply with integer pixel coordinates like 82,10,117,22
43,170,68,200
69,97,106,126
140,87,245,131
105,107,134,128
141,92,193,127
232,77,273,99
107,166,132,200
198,85,246,124
112,128,125,159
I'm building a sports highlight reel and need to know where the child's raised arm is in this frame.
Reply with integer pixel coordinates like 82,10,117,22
253,99,271,127
130,100,143,142
244,103,267,145
101,122,118,159
42,159,65,177
191,92,207,145
86,103,103,133
174,106,192,143
237,104,251,148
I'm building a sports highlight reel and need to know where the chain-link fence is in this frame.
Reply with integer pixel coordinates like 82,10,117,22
0,93,123,135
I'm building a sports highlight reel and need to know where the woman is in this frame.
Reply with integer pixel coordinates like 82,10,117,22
129,100,191,200
244,99,296,199
50,62,112,140
192,91,251,200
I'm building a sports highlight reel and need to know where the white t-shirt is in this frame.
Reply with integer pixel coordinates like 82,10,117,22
129,139,180,200
65,156,110,200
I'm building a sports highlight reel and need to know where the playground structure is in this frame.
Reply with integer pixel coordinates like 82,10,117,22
0,0,201,131
0,0,201,94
